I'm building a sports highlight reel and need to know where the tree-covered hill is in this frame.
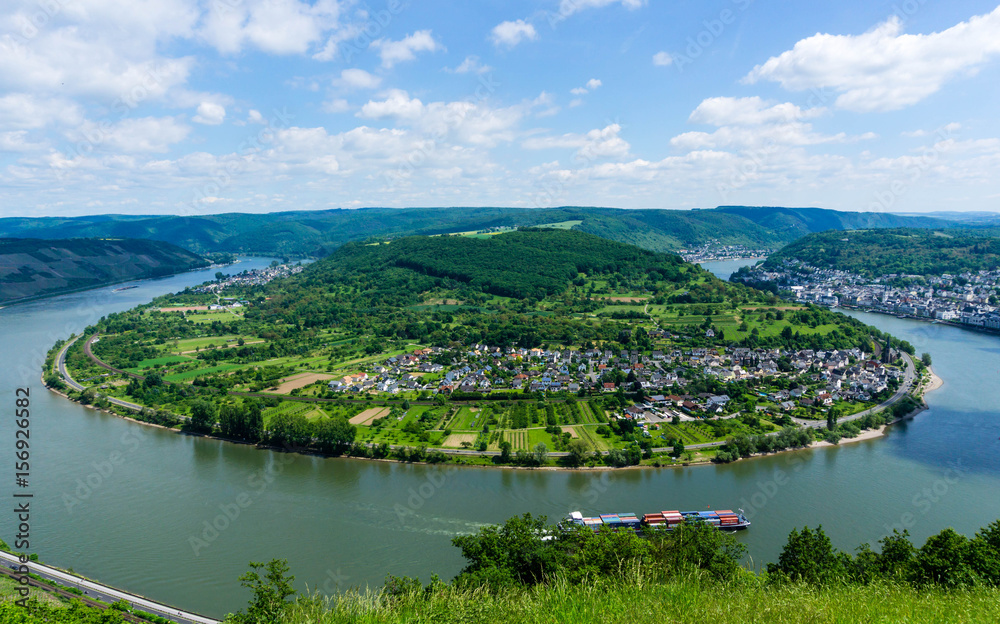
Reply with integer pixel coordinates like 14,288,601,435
305,229,689,301
0,206,952,257
0,237,209,304
763,228,1000,276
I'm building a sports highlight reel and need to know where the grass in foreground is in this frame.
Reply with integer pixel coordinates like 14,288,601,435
285,575,1000,624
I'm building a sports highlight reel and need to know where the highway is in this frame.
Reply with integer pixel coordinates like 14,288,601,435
0,551,219,624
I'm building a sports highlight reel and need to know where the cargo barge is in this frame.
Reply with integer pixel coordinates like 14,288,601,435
564,508,750,532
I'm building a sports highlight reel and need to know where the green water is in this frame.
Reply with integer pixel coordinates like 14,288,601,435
1,260,998,618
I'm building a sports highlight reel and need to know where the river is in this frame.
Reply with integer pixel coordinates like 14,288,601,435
1,258,998,618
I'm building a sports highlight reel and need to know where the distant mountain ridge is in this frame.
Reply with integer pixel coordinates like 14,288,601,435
0,237,209,304
0,206,953,258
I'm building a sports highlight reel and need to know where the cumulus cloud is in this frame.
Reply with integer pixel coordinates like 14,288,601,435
68,117,191,153
523,124,631,161
490,20,538,48
570,78,603,95
671,97,851,152
335,68,382,90
556,0,646,19
449,56,493,74
743,7,1000,112
688,97,825,126
652,51,673,66
199,0,345,55
371,30,443,68
192,102,226,125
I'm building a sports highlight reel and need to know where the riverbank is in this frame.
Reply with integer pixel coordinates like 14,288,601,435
924,366,944,394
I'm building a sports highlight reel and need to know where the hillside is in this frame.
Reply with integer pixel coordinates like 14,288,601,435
0,237,208,304
0,206,952,257
763,228,1000,277
52,228,912,469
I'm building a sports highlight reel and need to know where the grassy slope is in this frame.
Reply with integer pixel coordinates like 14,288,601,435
286,575,1000,624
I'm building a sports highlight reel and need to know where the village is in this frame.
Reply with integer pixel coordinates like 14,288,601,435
326,335,900,426
191,262,305,294
737,259,1000,330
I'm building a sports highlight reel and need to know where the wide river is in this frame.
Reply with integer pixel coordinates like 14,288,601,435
1,258,999,618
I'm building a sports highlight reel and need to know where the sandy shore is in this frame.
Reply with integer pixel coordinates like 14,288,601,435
810,425,888,448
923,366,944,394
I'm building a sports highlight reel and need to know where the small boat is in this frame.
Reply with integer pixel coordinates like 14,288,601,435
112,285,139,292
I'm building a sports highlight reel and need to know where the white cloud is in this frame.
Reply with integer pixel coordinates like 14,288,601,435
371,30,443,68
523,124,631,161
322,98,351,114
192,102,226,125
357,90,528,148
335,68,382,90
556,0,646,19
67,117,190,153
689,97,825,126
490,20,538,48
570,78,603,95
652,51,673,66
671,97,850,152
744,7,1000,112
358,90,425,121
199,0,345,55
0,94,82,130
0,130,46,152
449,55,493,74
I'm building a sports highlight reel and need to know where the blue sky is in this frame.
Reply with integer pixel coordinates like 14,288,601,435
2,0,999,218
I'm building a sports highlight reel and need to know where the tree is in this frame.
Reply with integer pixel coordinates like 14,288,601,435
532,442,548,466
826,408,838,431
913,528,974,588
767,526,848,585
452,514,562,588
315,417,356,453
671,439,685,458
921,352,932,366
189,400,217,432
215,271,226,280
566,439,590,467
229,559,296,624
498,440,512,464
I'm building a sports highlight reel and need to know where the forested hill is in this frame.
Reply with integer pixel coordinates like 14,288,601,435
763,228,1000,277
0,206,951,257
293,229,694,303
0,237,208,304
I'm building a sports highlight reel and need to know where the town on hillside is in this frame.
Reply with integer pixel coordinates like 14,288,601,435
736,259,1000,330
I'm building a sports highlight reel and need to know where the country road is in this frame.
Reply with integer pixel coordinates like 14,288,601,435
0,551,218,624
